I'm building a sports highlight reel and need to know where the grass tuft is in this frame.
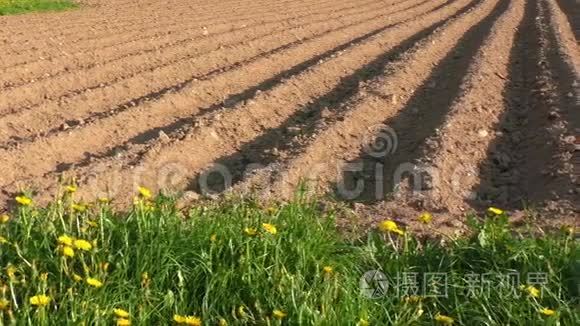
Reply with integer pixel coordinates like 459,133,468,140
0,0,76,16
0,189,578,324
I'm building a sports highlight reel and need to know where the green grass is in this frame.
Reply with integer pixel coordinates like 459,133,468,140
0,189,578,325
0,0,76,15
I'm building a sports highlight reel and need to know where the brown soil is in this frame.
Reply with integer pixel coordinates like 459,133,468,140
0,0,577,231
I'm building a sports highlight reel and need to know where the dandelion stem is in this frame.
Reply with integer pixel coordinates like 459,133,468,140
14,244,32,268
9,282,18,311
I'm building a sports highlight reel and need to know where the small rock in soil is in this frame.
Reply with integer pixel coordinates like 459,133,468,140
286,126,301,134
60,122,70,131
320,107,332,119
548,111,560,120
113,148,124,158
158,130,170,143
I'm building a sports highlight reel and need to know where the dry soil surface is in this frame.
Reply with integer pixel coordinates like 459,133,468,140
0,0,578,229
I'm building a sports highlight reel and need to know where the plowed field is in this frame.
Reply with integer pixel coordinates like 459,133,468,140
0,0,578,222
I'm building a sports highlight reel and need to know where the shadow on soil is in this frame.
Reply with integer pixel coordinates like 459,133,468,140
471,0,578,210
331,0,508,205
186,0,475,194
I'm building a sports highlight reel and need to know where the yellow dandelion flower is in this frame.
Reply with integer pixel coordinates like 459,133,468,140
272,309,287,320
6,265,17,279
86,277,103,288
525,285,540,298
0,298,9,310
237,305,247,318
141,272,150,287
418,212,433,224
58,235,74,246
244,227,257,236
210,233,217,242
487,207,504,215
98,197,110,203
323,266,333,275
62,246,75,258
65,185,77,193
15,195,32,206
29,294,51,306
356,319,370,326
0,214,10,223
539,307,556,316
86,220,98,228
138,186,152,199
403,295,423,304
218,318,228,326
173,314,187,323
0,236,7,244
561,225,574,235
72,274,83,282
114,308,130,318
378,220,404,235
117,318,131,326
72,203,87,213
74,239,93,251
262,223,277,235
184,316,202,326
434,313,454,324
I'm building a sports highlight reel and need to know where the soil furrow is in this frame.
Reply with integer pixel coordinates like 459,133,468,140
0,0,277,51
0,0,307,59
0,0,465,205
0,0,402,108
0,0,355,77
202,0,492,196
469,0,578,213
545,0,580,210
0,0,279,32
382,0,525,215
0,0,201,38
546,0,580,211
235,0,511,206
0,0,429,147
0,0,337,70
0,0,249,33
553,0,580,40
544,0,580,131
0,0,366,87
